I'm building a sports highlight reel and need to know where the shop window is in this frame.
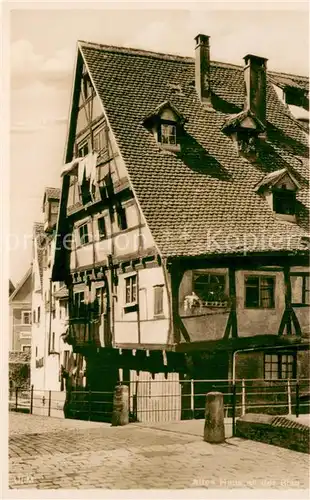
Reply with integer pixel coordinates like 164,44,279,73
245,276,275,308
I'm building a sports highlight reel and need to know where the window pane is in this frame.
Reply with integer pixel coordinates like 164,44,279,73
98,217,106,239
245,277,259,307
194,273,226,302
154,286,164,316
273,190,296,215
260,277,275,308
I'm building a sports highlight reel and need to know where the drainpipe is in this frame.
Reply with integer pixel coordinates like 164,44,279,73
232,343,307,384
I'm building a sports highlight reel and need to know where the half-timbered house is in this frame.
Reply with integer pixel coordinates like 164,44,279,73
52,34,309,413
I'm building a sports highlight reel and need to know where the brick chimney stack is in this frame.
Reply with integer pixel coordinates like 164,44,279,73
243,54,268,125
195,34,211,103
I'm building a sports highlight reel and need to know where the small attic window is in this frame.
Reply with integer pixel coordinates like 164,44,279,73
143,101,186,153
285,87,307,109
273,188,296,216
160,123,177,146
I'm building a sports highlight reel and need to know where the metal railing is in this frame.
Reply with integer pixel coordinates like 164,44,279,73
9,378,310,435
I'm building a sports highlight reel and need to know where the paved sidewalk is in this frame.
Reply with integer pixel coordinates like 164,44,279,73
8,413,309,490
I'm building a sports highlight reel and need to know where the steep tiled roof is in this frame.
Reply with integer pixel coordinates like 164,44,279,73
45,187,61,200
79,41,309,258
54,285,69,299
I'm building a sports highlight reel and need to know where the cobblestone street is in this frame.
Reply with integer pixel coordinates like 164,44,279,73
8,413,309,490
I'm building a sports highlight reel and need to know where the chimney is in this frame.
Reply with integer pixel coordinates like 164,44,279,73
195,34,211,103
243,54,268,125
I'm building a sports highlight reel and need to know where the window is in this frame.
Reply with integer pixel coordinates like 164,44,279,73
116,206,128,231
160,123,176,145
37,306,40,323
154,285,164,316
80,177,92,205
285,87,307,108
265,353,295,380
125,275,137,305
245,276,275,308
273,189,296,215
63,350,70,370
21,311,31,325
33,310,36,323
79,223,89,245
78,141,89,158
50,202,58,215
82,74,93,100
94,287,105,315
193,273,226,303
50,332,55,352
93,128,107,157
98,216,107,240
73,291,85,318
291,274,310,306
35,346,38,357
22,345,31,353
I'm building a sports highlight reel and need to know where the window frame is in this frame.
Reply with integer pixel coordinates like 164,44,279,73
153,285,164,317
21,311,31,325
97,216,107,240
77,139,89,159
73,291,85,318
193,272,227,304
124,275,137,307
272,187,296,216
244,275,275,309
160,122,177,146
264,353,296,380
291,272,310,307
78,222,90,246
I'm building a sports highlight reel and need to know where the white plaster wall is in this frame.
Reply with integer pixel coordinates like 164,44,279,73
114,266,169,345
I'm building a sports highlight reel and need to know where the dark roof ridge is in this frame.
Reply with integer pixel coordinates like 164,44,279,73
79,40,309,79
269,69,309,81
78,40,194,64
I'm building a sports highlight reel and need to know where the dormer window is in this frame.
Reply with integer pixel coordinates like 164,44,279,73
273,188,296,216
222,109,265,159
160,123,177,146
143,100,186,153
254,168,300,222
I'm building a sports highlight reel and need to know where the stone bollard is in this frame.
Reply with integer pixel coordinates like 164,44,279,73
111,384,129,426
203,392,225,443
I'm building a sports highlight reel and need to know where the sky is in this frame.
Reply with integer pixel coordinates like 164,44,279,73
8,2,309,285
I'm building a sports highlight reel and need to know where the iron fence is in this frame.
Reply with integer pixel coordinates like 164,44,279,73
9,378,310,434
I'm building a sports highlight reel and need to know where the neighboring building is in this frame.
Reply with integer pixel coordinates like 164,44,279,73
9,280,15,296
30,188,72,392
51,35,309,411
9,268,32,352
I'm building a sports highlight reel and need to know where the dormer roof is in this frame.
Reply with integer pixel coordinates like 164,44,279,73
222,109,266,135
143,100,187,126
254,168,301,193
